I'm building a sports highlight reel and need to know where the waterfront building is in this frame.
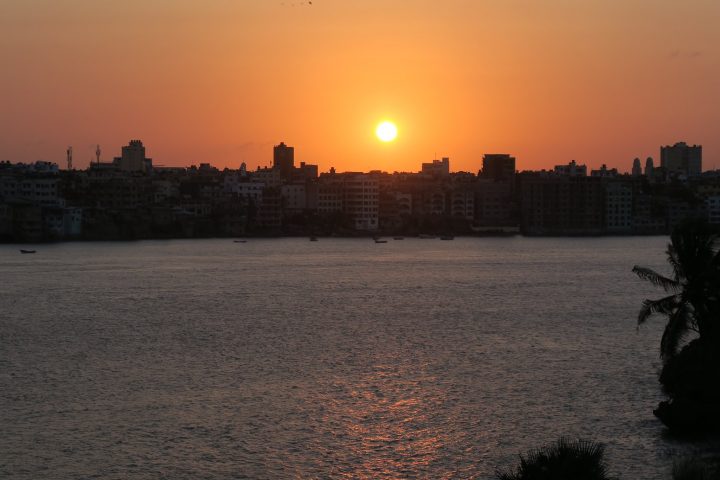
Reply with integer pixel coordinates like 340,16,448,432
632,193,666,234
342,173,379,230
520,176,603,234
281,183,308,212
706,196,720,225
632,158,642,176
482,154,516,182
604,181,633,233
0,169,63,208
316,173,344,213
450,189,475,220
475,180,514,226
256,188,283,229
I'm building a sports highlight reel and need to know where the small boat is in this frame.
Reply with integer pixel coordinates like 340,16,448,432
233,240,247,243
393,236,404,240
20,249,36,254
374,238,387,243
418,234,436,239
309,236,318,242
440,235,455,240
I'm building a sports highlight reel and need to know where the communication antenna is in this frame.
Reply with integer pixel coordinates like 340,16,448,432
66,146,73,170
95,145,101,165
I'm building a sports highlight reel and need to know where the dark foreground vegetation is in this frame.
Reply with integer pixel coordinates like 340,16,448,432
495,438,612,480
634,220,720,433
498,438,719,479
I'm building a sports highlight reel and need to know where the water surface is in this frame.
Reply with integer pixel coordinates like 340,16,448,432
1,237,714,478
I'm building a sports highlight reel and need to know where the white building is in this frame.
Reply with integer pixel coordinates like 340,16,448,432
342,174,378,230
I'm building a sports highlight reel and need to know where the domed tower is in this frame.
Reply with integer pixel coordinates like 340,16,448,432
645,157,654,176
632,157,642,176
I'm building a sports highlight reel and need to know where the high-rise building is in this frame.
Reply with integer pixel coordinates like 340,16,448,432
632,158,642,176
482,154,516,181
273,142,295,181
660,142,702,176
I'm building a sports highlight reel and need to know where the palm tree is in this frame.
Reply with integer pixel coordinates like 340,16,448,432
496,438,612,480
633,220,720,359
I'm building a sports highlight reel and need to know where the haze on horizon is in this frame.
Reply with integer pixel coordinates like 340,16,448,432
1,0,718,173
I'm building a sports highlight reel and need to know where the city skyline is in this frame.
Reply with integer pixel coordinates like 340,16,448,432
0,138,710,176
1,1,719,172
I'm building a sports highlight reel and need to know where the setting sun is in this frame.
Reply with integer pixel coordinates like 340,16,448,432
376,121,398,143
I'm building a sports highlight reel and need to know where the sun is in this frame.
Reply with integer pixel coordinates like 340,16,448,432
376,121,398,142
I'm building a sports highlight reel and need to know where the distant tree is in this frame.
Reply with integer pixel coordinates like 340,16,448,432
495,438,612,480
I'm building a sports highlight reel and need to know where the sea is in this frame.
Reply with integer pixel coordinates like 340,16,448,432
1,236,718,479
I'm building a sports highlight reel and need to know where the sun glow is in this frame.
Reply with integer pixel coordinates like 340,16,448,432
376,121,398,142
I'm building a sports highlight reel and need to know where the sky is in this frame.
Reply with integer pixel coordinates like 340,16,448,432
1,0,718,173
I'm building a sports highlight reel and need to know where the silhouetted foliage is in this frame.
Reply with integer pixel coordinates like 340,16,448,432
634,220,720,433
673,458,720,480
633,219,720,359
495,438,612,480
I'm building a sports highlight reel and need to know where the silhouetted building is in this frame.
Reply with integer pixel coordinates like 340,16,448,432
554,160,587,177
632,158,642,177
645,157,654,176
273,142,294,181
482,154,516,182
293,161,319,182
520,176,603,234
421,158,450,177
114,140,151,173
605,180,633,232
475,180,514,226
661,142,702,176
591,164,618,178
706,196,720,225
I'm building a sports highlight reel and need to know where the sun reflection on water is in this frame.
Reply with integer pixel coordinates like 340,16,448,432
315,361,477,479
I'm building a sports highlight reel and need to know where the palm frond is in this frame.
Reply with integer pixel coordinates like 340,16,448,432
660,304,695,359
496,438,611,480
638,295,680,326
632,266,680,292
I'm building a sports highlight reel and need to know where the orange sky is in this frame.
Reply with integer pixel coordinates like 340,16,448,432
1,0,718,173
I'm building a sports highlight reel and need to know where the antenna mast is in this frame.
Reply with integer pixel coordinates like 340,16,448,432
66,146,73,170
95,145,101,165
